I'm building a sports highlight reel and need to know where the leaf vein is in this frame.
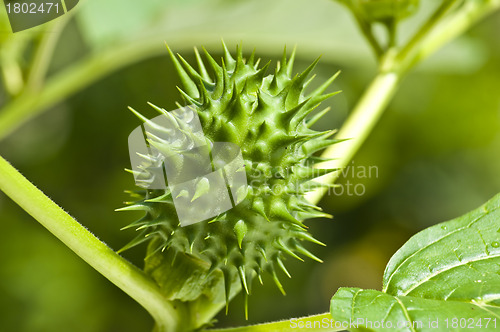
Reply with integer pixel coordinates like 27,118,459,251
394,296,417,332
403,253,500,296
471,301,500,319
351,288,362,319
384,205,500,293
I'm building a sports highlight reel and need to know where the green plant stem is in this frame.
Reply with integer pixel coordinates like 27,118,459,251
0,38,165,141
0,155,184,332
385,18,397,49
305,67,400,205
26,17,69,92
206,313,340,332
306,0,500,205
193,288,242,329
396,0,459,66
351,12,384,58
404,0,500,70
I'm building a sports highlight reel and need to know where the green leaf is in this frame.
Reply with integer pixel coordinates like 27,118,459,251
331,193,500,331
383,193,500,302
331,288,500,332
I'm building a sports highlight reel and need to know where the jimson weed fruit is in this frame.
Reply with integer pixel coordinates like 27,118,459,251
120,44,341,314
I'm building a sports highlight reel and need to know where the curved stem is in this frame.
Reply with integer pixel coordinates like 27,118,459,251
351,12,384,59
0,38,165,141
26,17,69,92
0,155,184,332
306,0,500,205
405,0,500,69
206,313,340,332
305,67,400,205
396,0,459,65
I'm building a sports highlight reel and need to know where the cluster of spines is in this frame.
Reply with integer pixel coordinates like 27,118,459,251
121,43,341,316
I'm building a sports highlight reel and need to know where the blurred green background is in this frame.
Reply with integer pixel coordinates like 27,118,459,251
1,0,499,331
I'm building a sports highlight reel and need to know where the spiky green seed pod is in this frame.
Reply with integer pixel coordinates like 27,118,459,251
121,44,341,313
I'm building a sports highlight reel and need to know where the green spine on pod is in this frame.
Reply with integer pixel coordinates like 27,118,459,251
120,43,341,316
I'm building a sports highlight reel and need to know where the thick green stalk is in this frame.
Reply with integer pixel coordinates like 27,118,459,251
0,156,184,332
206,313,340,332
305,66,400,205
306,0,500,205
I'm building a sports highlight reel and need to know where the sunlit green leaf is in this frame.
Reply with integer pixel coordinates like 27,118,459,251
383,193,500,304
331,193,500,331
331,288,500,332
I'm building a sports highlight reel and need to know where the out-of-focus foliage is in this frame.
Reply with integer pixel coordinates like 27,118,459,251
336,0,420,23
0,0,500,331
